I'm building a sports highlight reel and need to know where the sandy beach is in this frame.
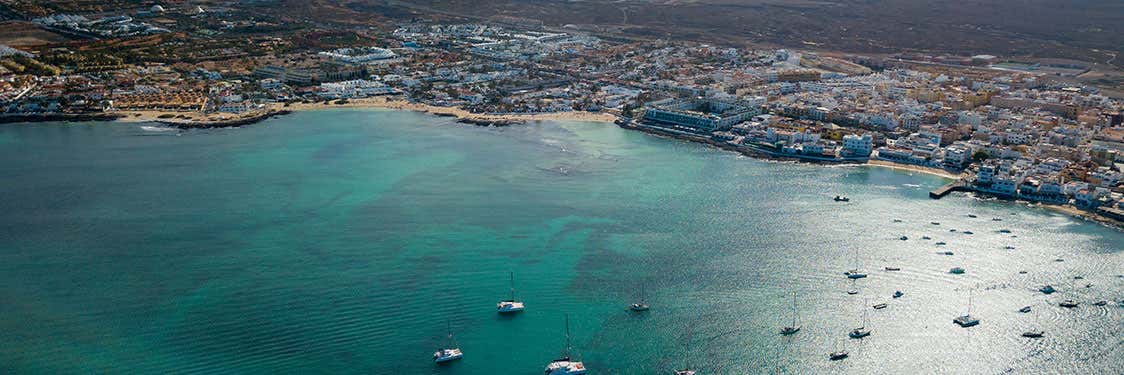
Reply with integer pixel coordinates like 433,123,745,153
865,159,963,180
278,96,618,123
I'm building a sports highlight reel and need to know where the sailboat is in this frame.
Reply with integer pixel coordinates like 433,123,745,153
630,284,650,312
544,315,587,375
433,320,464,363
848,299,871,338
953,289,980,327
846,278,859,295
780,292,801,335
828,339,848,360
497,272,525,313
1021,309,1044,338
844,248,867,279
674,329,696,375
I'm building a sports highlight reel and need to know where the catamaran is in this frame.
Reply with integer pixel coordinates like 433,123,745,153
630,284,650,311
780,292,801,335
544,315,586,375
433,321,464,363
953,289,980,327
497,272,525,313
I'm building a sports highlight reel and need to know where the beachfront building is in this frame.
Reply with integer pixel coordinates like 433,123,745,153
842,134,873,157
641,97,759,133
319,47,398,65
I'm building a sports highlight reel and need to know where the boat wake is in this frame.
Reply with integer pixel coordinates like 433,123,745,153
140,126,177,132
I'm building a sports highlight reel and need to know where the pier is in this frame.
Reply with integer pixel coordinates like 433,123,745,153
930,181,967,199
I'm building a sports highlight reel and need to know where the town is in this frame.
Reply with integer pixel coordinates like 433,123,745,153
0,3,1121,226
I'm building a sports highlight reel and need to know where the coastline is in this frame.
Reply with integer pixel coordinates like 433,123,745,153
2,104,1119,230
865,159,962,180
278,96,618,125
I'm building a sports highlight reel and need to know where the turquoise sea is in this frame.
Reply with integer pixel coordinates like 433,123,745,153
0,109,1120,373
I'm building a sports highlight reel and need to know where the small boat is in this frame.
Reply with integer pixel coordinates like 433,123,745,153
833,195,850,202
1039,285,1055,294
846,278,859,295
828,340,848,361
433,321,464,363
892,219,903,223
497,272,525,313
967,214,977,218
1018,306,1031,313
931,222,941,225
998,229,1011,233
1073,276,1083,280
848,327,871,338
434,348,464,363
939,251,954,255
949,267,966,274
544,315,587,375
962,231,974,235
1054,258,1064,262
992,218,1003,221
954,315,980,327
953,290,980,327
899,236,908,241
1004,246,1016,250
846,272,867,279
1022,310,1044,338
673,328,696,375
893,290,904,298
1018,271,1027,274
1058,300,1079,308
949,229,957,232
1093,300,1107,306
921,236,931,240
849,300,872,338
780,292,801,335
936,242,947,246
884,267,901,271
873,303,888,310
629,285,650,311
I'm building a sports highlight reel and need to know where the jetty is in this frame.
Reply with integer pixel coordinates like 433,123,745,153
930,181,967,199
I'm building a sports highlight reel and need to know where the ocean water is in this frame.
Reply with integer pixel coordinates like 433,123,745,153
0,109,1120,374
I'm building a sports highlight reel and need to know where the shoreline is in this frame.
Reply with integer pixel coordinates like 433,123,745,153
2,105,1119,230
279,96,618,125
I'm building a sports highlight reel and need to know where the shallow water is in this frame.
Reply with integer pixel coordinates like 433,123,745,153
0,109,1120,373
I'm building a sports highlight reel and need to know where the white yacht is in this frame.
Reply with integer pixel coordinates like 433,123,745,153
497,272,525,313
780,292,801,335
544,315,586,375
433,321,464,363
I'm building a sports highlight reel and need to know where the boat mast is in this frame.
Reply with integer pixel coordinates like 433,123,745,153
791,292,798,327
510,271,516,301
564,314,572,358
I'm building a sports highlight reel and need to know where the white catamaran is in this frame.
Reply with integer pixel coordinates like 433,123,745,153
544,315,586,375
497,271,525,313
